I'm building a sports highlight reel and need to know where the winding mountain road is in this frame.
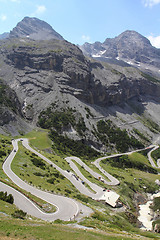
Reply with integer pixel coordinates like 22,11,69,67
2,139,92,221
21,139,120,198
65,156,119,195
93,145,160,176
22,139,106,199
147,145,160,168
1,138,159,222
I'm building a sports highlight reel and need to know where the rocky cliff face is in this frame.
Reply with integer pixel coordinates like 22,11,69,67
0,18,160,148
0,79,32,136
0,79,22,116
3,37,160,110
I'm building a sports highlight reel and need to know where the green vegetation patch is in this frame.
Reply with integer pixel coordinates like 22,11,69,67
12,209,27,219
0,191,14,204
50,130,100,159
38,105,88,137
23,130,52,150
151,147,160,162
133,128,150,143
150,197,160,212
85,106,94,118
141,72,160,83
0,139,11,158
0,218,148,240
79,211,159,239
30,152,46,169
103,153,157,174
95,120,144,152
99,151,159,209
0,199,17,216
0,135,12,180
76,117,87,136
37,105,100,157
38,107,76,133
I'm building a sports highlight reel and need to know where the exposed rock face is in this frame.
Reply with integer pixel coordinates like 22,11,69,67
80,30,160,77
9,17,64,41
103,30,153,60
0,80,32,135
0,80,22,116
0,108,15,126
3,38,160,110
0,18,160,147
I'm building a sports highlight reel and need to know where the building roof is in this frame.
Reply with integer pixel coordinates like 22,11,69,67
99,190,120,207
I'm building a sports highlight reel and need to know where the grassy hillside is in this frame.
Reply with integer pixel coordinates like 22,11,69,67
0,198,159,240
0,130,160,239
0,200,159,240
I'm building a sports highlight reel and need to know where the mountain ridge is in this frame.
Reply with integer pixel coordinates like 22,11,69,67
0,17,160,152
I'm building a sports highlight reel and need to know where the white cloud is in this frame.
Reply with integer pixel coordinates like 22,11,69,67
147,35,160,48
0,14,7,21
35,5,46,15
143,0,160,7
82,35,91,42
30,5,47,17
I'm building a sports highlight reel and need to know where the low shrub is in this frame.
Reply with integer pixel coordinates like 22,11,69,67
47,178,56,184
12,209,27,219
30,155,46,169
0,191,14,204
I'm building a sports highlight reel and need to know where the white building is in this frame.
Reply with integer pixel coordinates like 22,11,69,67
99,190,120,207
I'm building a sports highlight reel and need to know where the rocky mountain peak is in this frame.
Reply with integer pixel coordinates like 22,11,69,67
80,30,160,77
9,17,64,41
104,30,151,46
103,30,154,60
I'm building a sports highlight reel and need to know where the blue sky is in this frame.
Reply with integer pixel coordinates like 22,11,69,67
0,0,160,47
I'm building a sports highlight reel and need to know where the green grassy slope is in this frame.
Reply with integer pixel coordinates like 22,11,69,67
0,130,160,239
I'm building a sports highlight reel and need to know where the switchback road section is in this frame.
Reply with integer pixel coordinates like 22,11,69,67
2,139,92,221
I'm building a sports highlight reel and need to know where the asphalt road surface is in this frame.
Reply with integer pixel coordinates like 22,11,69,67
2,139,92,221
1,138,159,221
93,145,159,178
22,139,120,198
147,145,160,168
